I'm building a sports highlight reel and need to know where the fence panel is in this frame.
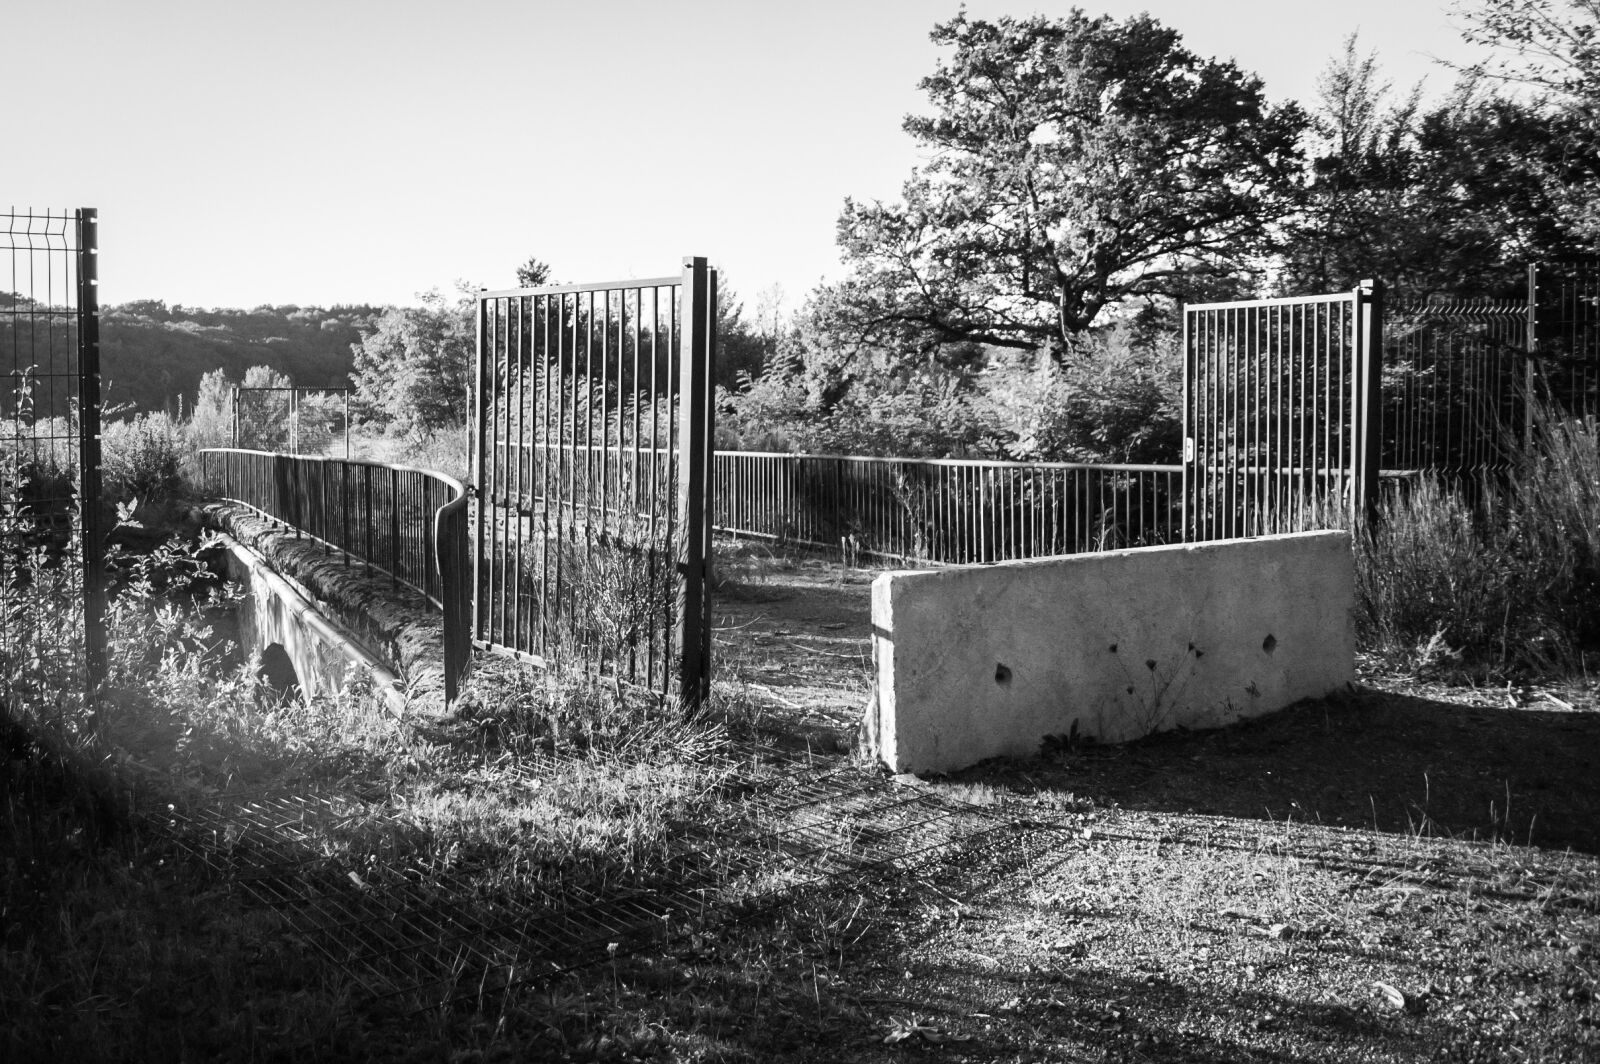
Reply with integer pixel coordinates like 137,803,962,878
233,386,352,458
712,452,1181,564
1381,297,1529,477
1535,258,1600,421
199,448,470,702
473,259,715,703
1183,284,1383,541
1,207,103,709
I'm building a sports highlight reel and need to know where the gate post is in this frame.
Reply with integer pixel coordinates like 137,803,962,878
675,258,716,705
1354,279,1385,529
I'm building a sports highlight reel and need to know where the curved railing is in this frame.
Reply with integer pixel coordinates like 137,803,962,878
712,451,1184,563
198,448,470,703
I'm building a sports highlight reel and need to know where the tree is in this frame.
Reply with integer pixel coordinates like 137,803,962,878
1456,0,1599,106
1453,0,1600,241
1282,34,1598,295
827,11,1307,362
713,278,774,391
516,257,553,288
350,290,473,438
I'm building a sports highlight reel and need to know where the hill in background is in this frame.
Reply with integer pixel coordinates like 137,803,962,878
100,300,383,415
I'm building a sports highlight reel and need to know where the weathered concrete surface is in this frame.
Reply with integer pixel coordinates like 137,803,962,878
220,533,407,714
871,531,1355,774
204,503,450,714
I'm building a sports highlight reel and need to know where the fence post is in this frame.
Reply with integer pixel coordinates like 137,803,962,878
1526,262,1539,448
674,258,715,706
1355,279,1385,530
75,208,105,698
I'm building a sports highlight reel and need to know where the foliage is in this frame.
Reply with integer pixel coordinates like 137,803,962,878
720,303,1181,465
1283,34,1599,295
515,256,553,288
349,288,473,439
98,299,374,417
1353,405,1600,674
101,412,185,504
826,11,1305,362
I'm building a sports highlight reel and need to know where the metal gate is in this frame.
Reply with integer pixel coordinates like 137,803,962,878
472,258,716,703
1,207,105,708
1183,281,1383,540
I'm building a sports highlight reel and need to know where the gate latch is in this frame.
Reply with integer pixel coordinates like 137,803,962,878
1183,437,1195,463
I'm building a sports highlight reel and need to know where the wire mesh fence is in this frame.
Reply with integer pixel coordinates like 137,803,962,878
1381,296,1530,477
1,207,103,710
1535,258,1600,421
233,386,352,457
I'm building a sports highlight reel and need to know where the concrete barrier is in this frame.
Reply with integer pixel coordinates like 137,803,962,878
869,531,1354,774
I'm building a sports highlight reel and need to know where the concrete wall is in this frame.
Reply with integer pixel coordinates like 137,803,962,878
220,534,407,714
871,531,1354,774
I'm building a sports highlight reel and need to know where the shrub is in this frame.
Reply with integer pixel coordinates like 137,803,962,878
101,412,185,504
1353,406,1600,675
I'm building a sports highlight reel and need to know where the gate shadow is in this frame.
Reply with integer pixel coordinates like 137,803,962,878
961,686,1600,856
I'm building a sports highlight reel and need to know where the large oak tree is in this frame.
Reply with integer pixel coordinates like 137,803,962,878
828,11,1307,361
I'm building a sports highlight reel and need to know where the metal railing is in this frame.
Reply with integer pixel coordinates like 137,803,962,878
712,451,1183,563
198,448,470,703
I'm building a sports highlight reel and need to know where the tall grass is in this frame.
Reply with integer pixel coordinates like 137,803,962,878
1355,407,1599,675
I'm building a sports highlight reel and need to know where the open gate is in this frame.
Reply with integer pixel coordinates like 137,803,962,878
472,258,716,703
1183,281,1384,541
1,207,105,708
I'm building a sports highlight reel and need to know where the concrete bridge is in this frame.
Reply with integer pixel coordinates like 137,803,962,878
218,531,409,715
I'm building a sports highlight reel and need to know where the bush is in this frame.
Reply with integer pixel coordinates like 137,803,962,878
102,412,185,504
1354,407,1600,675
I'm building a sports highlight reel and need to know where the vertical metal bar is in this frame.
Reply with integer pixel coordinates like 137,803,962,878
1356,279,1385,530
1527,263,1539,448
75,209,105,697
1180,306,1191,542
675,259,713,709
472,295,488,642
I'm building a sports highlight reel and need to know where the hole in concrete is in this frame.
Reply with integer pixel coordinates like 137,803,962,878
994,663,1012,685
256,642,302,702
1262,633,1278,654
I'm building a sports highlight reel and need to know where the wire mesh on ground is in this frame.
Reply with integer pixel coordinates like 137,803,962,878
134,746,1018,1007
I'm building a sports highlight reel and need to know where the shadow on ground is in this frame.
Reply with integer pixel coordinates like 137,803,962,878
965,686,1600,855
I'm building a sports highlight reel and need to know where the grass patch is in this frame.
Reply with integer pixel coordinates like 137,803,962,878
1356,407,1600,677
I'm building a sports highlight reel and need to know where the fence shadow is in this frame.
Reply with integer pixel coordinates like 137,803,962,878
967,686,1600,855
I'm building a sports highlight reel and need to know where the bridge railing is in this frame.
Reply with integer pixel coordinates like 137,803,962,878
198,448,471,704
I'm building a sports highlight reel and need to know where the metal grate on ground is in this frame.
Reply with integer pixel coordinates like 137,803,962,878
135,750,1022,1007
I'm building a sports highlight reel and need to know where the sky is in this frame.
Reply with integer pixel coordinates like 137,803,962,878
7,0,1489,312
